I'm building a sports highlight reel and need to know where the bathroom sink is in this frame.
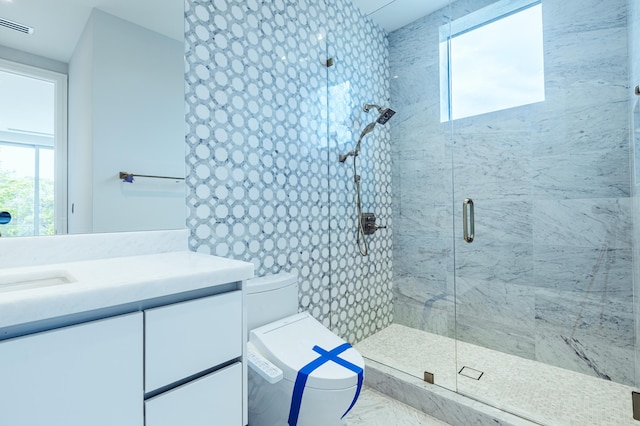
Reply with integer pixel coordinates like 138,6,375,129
0,270,75,293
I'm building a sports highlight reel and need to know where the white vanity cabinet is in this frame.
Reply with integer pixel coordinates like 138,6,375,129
144,291,243,425
144,291,242,392
145,363,242,426
0,251,253,426
0,312,143,426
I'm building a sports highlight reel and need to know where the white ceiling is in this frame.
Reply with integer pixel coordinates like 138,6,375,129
350,0,451,32
0,0,444,65
0,0,182,63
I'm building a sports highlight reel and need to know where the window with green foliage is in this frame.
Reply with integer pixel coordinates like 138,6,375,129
0,143,54,236
0,62,63,237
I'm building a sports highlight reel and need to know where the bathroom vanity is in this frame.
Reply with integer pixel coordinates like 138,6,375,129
0,251,253,426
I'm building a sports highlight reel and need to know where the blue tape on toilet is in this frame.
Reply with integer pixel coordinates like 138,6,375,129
288,342,364,426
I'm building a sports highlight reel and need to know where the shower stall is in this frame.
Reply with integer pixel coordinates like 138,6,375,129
186,0,638,422
345,0,640,424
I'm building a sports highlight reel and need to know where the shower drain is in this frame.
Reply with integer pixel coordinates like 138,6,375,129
458,366,484,380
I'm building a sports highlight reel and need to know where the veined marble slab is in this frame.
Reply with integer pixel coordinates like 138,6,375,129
533,244,632,296
532,198,632,248
542,0,627,36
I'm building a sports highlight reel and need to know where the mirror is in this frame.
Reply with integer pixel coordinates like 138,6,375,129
0,0,185,237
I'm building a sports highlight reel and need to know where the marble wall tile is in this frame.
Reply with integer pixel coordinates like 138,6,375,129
456,316,535,360
542,0,627,36
393,149,452,209
456,278,535,331
390,0,633,386
452,103,535,134
535,284,635,383
628,0,640,387
635,191,640,386
453,132,532,202
447,0,504,26
393,206,452,243
531,117,629,159
632,0,640,88
393,290,454,337
532,198,632,249
455,278,536,358
388,15,444,70
535,288,634,347
543,29,628,84
454,241,533,286
390,63,441,109
530,147,630,199
533,244,633,296
535,323,635,385
394,234,453,281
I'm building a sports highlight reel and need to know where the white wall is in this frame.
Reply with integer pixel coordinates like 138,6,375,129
0,45,67,74
67,17,94,234
68,10,185,234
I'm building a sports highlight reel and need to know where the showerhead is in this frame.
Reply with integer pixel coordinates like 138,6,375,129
376,108,396,125
355,106,396,147
338,103,397,164
363,103,396,125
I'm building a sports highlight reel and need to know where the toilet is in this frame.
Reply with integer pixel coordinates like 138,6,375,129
246,272,365,426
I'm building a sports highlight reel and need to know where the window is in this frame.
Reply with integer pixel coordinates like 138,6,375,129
440,0,545,121
0,60,67,236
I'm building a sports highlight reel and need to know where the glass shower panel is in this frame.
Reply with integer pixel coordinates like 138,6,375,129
452,0,635,423
352,0,460,392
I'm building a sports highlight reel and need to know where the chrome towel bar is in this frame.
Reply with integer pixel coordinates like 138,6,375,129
119,171,185,183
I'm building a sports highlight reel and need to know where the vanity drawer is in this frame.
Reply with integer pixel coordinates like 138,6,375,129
144,290,242,392
145,362,242,426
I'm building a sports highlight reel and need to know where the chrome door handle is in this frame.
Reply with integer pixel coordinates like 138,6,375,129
463,198,474,243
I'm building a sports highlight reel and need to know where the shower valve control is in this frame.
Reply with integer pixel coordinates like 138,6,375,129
361,213,386,235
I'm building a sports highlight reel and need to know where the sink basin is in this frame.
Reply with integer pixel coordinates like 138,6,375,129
0,270,75,293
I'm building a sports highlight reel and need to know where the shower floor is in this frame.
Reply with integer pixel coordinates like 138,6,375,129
355,324,638,426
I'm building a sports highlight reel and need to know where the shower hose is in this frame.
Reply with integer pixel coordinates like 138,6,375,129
352,154,368,256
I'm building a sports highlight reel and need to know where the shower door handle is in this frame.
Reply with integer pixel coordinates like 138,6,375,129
463,198,474,243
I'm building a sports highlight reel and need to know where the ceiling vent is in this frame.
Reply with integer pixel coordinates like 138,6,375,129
0,17,34,35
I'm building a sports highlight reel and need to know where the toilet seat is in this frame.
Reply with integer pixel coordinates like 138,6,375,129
249,312,364,390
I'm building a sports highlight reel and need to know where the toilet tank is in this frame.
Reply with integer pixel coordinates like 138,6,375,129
246,272,298,334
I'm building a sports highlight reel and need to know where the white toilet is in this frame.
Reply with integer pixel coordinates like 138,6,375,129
246,272,365,426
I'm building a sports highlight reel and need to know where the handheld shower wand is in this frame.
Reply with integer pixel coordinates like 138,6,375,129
339,103,396,256
338,104,396,163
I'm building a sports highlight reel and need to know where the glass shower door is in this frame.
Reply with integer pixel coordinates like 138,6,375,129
451,0,636,423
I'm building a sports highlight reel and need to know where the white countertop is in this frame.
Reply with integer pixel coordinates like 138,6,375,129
0,251,254,330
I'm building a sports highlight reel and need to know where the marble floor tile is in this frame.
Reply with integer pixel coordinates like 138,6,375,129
343,387,451,426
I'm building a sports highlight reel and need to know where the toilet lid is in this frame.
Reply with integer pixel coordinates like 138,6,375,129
249,312,364,390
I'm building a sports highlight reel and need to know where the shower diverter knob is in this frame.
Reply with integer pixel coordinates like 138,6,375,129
361,213,386,235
